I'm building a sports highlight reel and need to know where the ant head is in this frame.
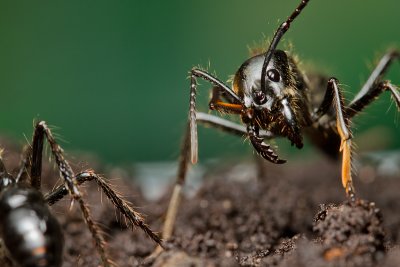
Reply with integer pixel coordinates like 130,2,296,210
234,50,292,111
234,50,304,148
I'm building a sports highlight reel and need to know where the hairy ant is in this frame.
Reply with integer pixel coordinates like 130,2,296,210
0,121,162,267
160,0,400,243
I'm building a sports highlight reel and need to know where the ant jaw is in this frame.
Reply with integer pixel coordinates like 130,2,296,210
250,134,286,164
247,124,286,164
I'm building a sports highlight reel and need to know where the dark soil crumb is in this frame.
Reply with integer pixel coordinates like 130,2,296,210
0,137,400,266
313,201,385,265
277,200,385,267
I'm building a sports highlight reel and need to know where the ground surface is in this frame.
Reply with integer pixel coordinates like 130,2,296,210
0,137,400,266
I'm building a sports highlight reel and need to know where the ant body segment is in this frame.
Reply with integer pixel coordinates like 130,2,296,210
0,121,162,267
160,0,400,243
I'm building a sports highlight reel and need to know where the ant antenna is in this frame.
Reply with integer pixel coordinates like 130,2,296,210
261,0,310,94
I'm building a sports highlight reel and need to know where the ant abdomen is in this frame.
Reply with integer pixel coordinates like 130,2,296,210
0,186,63,267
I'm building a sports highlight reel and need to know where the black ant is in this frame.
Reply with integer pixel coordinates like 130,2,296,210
0,121,162,267
159,0,400,243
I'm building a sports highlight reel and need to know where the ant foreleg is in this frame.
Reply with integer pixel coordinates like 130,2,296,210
189,68,242,164
209,86,242,113
197,112,274,138
316,79,355,201
160,67,254,248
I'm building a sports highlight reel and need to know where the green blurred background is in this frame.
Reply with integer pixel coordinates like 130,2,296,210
0,0,399,164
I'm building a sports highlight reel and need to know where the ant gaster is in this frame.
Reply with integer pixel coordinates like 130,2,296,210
0,121,162,267
158,0,400,245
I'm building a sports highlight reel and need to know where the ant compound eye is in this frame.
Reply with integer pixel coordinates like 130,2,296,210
267,69,280,82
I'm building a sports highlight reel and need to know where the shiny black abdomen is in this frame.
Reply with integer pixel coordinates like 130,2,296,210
0,186,63,267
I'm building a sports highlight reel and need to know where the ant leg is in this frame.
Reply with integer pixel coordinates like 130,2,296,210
347,81,400,118
346,50,400,117
197,112,274,138
188,68,242,164
160,70,243,248
44,171,162,245
15,145,31,184
316,79,355,200
312,50,400,200
30,125,45,190
313,50,400,120
159,123,191,247
208,86,242,112
31,121,112,266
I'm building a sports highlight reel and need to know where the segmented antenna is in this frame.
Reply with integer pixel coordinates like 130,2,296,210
261,0,310,94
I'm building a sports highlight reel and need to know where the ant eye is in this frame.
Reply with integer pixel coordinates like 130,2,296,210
267,69,280,82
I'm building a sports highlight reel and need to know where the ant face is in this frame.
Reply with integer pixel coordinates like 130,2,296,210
233,50,305,148
234,50,302,137
235,50,293,112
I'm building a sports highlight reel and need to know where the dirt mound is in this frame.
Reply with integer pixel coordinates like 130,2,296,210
0,137,399,266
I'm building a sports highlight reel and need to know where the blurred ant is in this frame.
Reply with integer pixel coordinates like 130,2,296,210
160,0,400,243
0,121,162,267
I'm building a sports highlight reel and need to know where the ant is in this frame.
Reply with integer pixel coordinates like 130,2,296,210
0,121,162,267
160,0,400,243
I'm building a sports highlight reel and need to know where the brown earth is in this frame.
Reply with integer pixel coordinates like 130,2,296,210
0,137,399,267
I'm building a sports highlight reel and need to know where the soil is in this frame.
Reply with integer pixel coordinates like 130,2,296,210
0,137,400,267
